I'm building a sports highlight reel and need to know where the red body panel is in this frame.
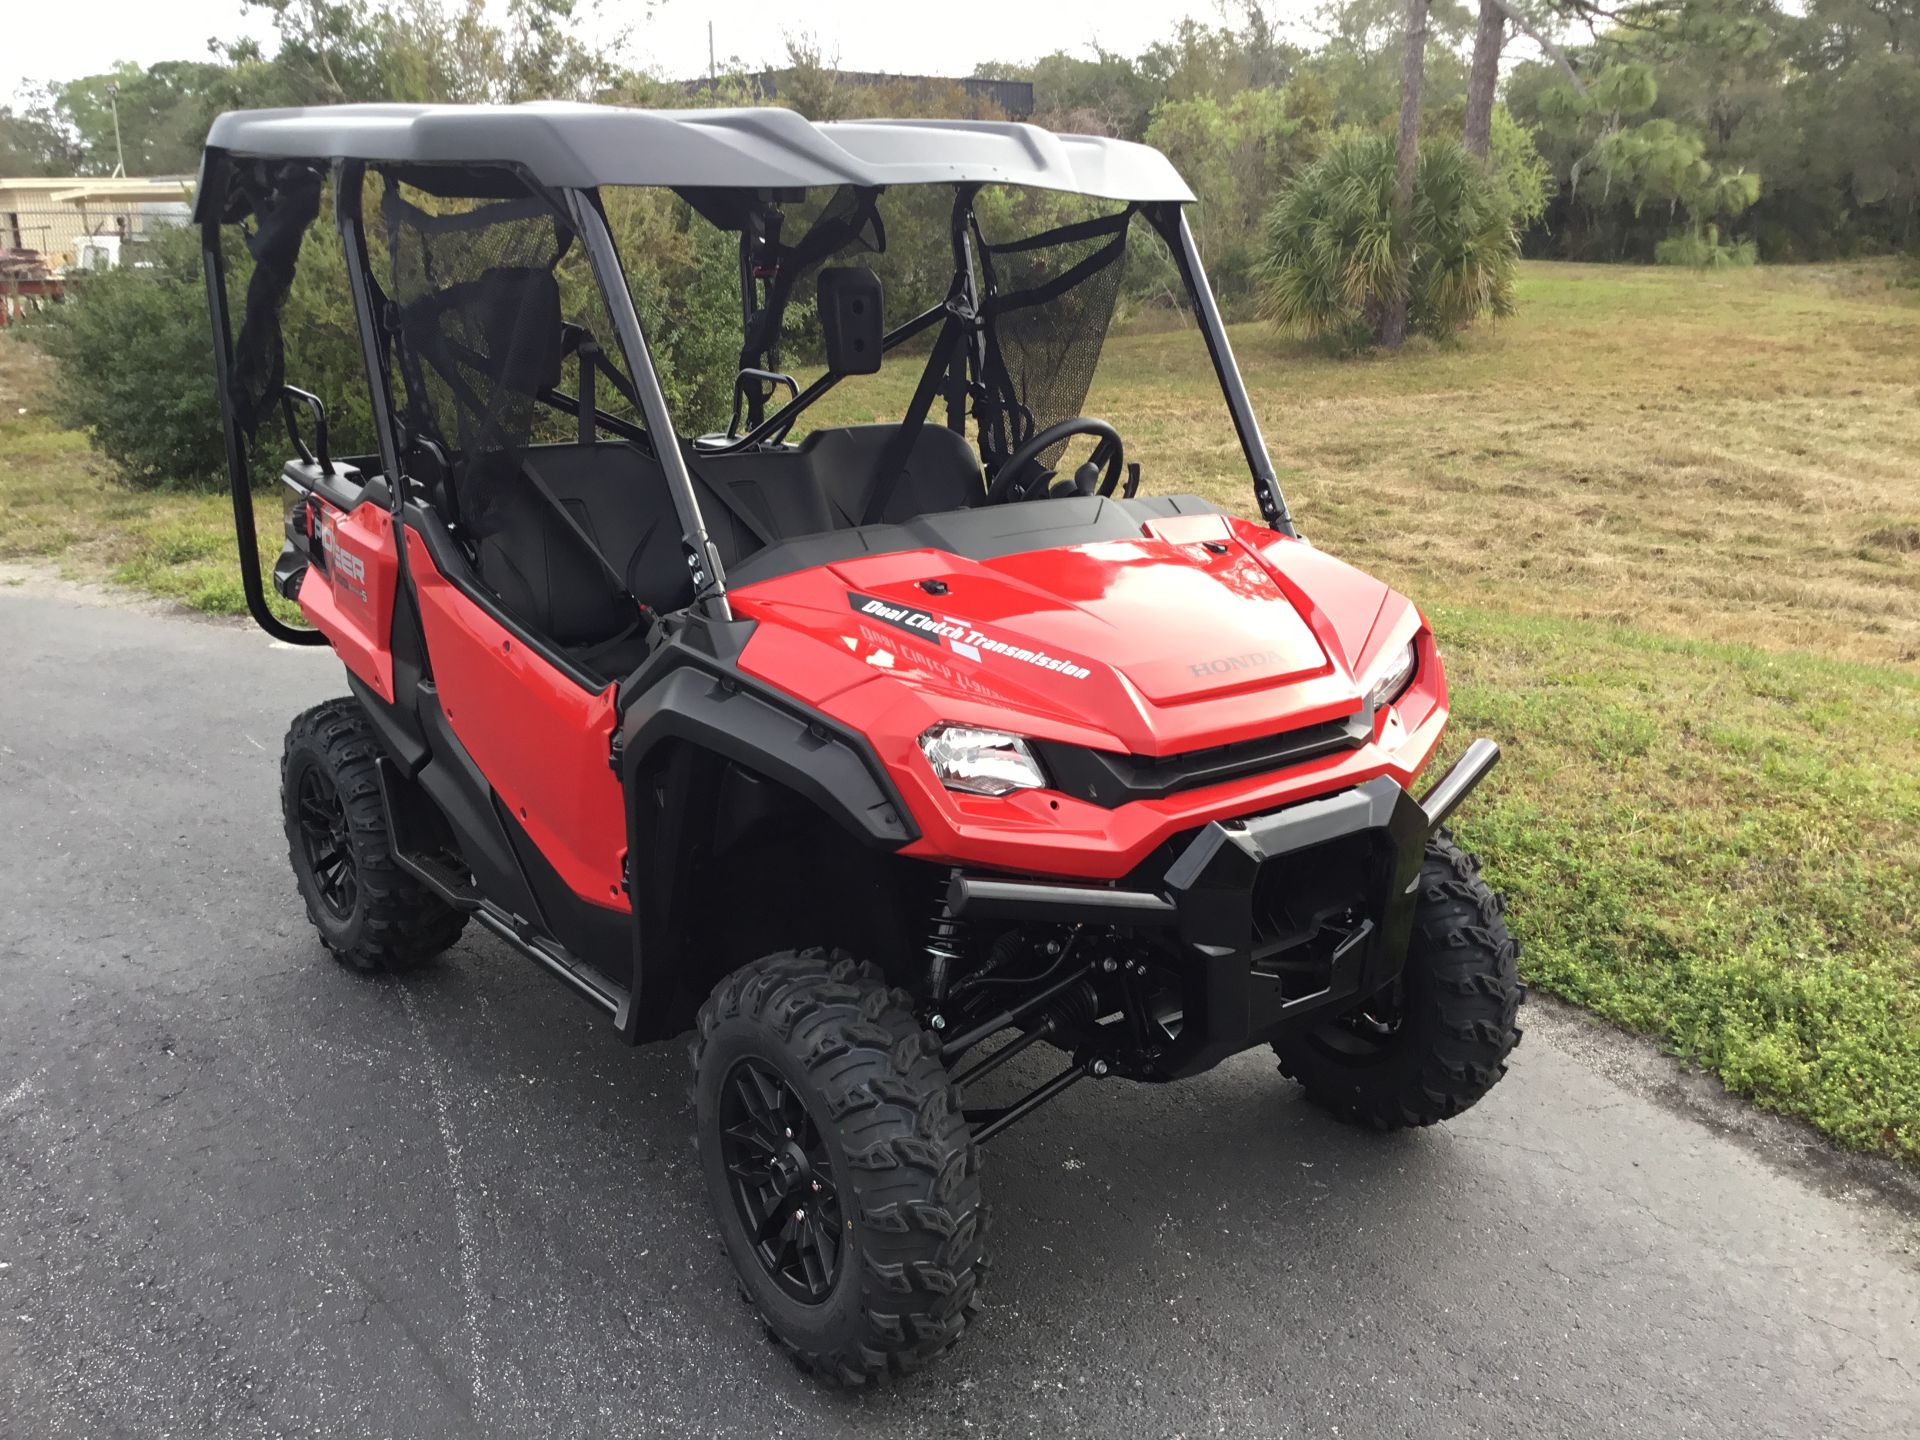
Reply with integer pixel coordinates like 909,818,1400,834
404,530,631,912
296,498,399,705
732,514,1445,882
306,497,1443,900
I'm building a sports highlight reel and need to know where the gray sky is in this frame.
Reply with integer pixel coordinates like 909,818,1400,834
4,0,1331,107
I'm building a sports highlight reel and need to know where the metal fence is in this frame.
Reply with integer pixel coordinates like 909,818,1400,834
1,203,189,271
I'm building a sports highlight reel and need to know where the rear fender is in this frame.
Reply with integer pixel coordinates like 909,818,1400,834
295,488,399,704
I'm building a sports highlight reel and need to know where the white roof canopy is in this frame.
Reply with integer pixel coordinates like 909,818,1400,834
199,103,1195,206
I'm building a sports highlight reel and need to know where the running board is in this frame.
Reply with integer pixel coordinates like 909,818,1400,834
375,757,631,1024
473,905,628,1017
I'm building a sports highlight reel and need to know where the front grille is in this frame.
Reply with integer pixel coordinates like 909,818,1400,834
1033,707,1372,809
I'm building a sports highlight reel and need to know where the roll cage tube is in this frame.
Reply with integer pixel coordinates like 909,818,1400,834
203,215,326,646
1146,203,1296,537
331,162,407,513
566,188,735,621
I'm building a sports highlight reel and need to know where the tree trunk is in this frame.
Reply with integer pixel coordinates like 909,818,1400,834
1463,0,1505,159
1380,0,1429,348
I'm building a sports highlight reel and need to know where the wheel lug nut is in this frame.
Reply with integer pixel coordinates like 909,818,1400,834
810,1180,820,1191
793,1209,805,1222
783,1127,792,1139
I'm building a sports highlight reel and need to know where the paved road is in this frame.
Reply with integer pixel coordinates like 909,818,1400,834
1,586,1916,1439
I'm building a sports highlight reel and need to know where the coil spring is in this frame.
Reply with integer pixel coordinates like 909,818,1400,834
923,878,969,1002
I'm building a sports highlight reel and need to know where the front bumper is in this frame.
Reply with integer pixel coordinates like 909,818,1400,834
949,738,1501,1078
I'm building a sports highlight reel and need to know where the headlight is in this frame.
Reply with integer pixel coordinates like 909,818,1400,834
917,724,1048,797
1363,639,1418,712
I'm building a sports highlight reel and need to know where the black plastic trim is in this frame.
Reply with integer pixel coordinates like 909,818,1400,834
1157,776,1430,1078
347,673,429,776
472,905,628,1016
946,874,1177,926
498,796,635,984
1031,707,1372,809
620,663,915,848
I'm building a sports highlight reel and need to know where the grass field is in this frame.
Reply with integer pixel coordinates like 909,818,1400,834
3,260,1916,1160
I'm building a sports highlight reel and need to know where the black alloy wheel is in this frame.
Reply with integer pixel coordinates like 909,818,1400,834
691,950,986,1383
294,763,358,921
280,697,467,972
718,1057,844,1304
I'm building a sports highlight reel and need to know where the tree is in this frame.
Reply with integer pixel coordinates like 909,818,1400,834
1463,1,1507,157
771,34,850,121
1146,89,1316,305
1261,130,1520,348
1300,0,1474,130
0,88,78,177
1460,0,1605,158
1596,116,1762,260
975,48,1161,139
1380,0,1431,347
54,61,231,175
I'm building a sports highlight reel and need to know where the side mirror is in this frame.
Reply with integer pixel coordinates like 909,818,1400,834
817,267,883,376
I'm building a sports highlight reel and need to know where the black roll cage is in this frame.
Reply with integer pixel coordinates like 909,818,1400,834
202,160,1296,649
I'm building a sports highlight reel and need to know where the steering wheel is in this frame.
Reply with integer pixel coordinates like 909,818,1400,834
985,417,1125,505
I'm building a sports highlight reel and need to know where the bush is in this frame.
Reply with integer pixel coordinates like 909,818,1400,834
25,216,374,490
26,190,749,488
1653,224,1759,269
1258,130,1521,350
27,223,230,489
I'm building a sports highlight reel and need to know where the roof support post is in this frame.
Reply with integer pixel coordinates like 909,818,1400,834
565,188,733,620
201,216,324,645
1148,204,1296,537
331,161,405,505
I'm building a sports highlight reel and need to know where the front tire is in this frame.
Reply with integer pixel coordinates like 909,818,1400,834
1273,833,1522,1129
691,950,985,1384
281,697,467,972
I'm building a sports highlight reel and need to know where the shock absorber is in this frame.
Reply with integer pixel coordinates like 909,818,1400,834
922,874,969,1003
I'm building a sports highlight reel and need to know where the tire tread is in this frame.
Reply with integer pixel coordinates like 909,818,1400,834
691,949,985,1385
1275,832,1522,1130
281,697,466,972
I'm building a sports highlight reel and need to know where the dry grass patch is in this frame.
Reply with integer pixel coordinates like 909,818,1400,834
1086,262,1920,667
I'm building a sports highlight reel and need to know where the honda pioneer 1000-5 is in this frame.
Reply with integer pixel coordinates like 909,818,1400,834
198,102,1521,1383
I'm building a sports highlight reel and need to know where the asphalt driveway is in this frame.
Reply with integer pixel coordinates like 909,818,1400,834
1,585,1915,1438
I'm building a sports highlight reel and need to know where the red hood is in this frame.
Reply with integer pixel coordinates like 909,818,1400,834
730,512,1403,756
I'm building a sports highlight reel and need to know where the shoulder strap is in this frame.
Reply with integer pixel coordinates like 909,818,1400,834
521,458,632,600
861,312,968,527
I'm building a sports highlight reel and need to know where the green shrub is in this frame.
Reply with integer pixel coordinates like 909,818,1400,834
27,223,229,489
1259,130,1520,350
25,189,750,488
1654,224,1759,269
25,217,373,490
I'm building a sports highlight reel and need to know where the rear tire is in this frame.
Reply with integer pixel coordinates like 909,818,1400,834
691,950,985,1385
1273,833,1522,1129
281,697,467,972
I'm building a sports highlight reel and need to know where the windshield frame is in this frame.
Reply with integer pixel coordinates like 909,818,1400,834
566,185,1296,620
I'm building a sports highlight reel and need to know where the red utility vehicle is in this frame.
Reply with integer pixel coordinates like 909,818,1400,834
199,103,1521,1383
